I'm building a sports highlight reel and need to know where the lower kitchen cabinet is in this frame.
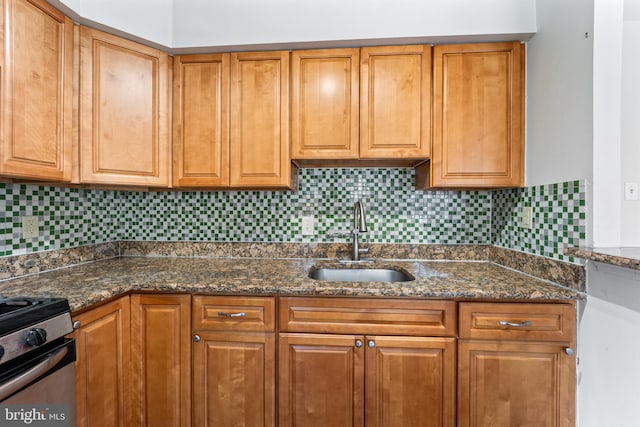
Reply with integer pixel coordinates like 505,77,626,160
130,294,191,427
72,296,130,427
278,297,457,427
192,331,275,426
457,302,576,427
279,333,365,427
71,293,576,427
278,333,456,427
366,336,456,427
192,295,276,427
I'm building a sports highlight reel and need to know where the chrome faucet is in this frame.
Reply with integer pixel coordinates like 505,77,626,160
352,201,369,261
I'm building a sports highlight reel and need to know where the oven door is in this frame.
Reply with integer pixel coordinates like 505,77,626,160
0,339,75,425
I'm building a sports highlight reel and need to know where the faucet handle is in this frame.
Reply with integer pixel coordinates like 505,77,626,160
359,247,369,254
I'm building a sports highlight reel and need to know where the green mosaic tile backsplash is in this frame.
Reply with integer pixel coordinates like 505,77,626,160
0,169,587,261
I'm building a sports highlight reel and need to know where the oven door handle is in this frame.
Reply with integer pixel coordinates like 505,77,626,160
0,346,68,401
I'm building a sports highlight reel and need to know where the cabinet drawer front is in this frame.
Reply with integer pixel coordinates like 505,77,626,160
193,296,275,332
279,297,456,336
459,302,575,341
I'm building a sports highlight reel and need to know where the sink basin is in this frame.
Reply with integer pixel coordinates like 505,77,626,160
308,267,414,283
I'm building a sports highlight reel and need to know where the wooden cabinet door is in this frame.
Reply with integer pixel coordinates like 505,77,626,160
192,331,275,427
458,340,575,427
79,26,170,187
365,336,456,427
73,296,130,427
360,45,431,160
429,42,524,188
291,48,359,160
279,333,365,427
230,51,294,189
130,294,191,427
0,0,73,181
173,54,230,188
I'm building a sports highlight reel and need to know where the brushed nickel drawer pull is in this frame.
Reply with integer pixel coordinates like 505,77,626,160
499,320,533,327
218,311,247,318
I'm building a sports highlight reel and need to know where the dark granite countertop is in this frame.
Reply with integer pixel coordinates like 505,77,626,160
0,257,581,312
565,246,640,271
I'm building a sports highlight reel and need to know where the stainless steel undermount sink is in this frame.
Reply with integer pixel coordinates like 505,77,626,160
308,267,414,283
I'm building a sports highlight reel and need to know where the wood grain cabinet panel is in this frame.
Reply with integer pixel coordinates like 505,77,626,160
421,42,524,189
79,27,170,187
173,54,229,187
291,48,359,160
365,336,456,427
192,331,275,427
230,50,295,189
458,340,575,427
72,296,130,427
279,298,457,426
279,297,456,336
458,302,576,427
192,295,275,332
130,294,191,427
360,45,431,160
0,0,73,181
192,295,276,426
279,333,365,427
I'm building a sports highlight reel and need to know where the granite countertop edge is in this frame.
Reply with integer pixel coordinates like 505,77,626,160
564,246,640,271
0,257,583,313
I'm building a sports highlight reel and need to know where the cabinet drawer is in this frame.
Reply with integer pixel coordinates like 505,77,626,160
193,296,275,332
459,302,575,341
279,297,456,336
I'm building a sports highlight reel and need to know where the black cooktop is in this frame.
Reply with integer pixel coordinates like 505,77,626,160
0,297,71,337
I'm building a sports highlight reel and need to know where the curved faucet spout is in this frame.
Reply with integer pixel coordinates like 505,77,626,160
354,201,368,233
352,201,369,260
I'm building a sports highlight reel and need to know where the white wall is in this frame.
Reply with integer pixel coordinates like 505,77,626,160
49,0,536,50
525,0,594,189
171,0,536,50
620,16,640,245
48,0,173,47
578,262,640,426
592,0,624,247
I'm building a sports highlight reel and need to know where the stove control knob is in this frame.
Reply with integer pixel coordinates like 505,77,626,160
25,328,47,347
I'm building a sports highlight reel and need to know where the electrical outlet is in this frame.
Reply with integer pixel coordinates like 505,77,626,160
22,216,39,239
624,182,639,201
521,207,533,230
301,216,315,236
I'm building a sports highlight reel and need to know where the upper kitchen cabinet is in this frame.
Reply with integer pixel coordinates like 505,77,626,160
418,42,525,189
0,0,73,181
230,51,296,189
173,54,230,187
79,27,171,187
291,45,430,166
291,48,359,161
360,45,431,160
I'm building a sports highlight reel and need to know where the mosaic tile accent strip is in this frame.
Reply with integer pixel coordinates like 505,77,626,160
491,180,587,263
0,183,121,257
119,168,493,245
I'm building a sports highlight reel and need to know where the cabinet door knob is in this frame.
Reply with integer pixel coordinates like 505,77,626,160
368,340,375,349
193,335,201,343
355,340,363,348
564,347,574,355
